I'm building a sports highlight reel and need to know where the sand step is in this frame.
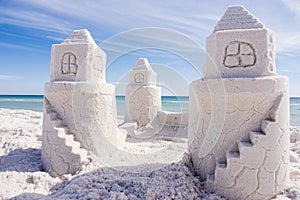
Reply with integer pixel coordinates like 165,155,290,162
239,140,253,147
249,131,265,145
65,139,81,151
205,173,216,192
228,151,240,158
207,173,215,181
212,145,249,189
225,151,241,173
47,111,58,120
215,162,227,180
206,113,282,194
51,119,63,127
238,140,254,160
54,127,87,160
55,129,81,150
47,110,86,159
56,129,73,140
214,151,241,175
44,103,88,176
217,162,227,169
56,125,69,133
261,119,276,134
215,163,237,188
78,148,88,158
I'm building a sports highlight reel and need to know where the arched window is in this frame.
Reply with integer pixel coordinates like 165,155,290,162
223,41,256,68
61,52,78,74
134,73,145,83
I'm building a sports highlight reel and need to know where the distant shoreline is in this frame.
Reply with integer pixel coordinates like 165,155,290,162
0,95,300,98
0,95,299,126
0,94,189,96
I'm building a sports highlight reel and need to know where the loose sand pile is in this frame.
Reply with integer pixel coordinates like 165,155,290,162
0,108,299,199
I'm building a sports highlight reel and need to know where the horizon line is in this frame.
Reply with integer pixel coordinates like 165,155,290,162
0,94,300,98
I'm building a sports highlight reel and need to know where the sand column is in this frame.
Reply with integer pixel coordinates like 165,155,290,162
188,6,290,199
42,29,118,176
124,58,161,128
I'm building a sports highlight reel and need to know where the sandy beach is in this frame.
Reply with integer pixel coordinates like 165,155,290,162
0,108,298,199
1,0,300,199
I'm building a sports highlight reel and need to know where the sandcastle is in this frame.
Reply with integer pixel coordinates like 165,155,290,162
124,58,161,128
41,5,290,199
41,30,118,176
189,6,290,199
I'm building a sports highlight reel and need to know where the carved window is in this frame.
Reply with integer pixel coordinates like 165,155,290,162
61,52,78,74
223,41,256,68
134,73,144,83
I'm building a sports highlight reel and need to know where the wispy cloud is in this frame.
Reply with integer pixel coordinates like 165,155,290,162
0,6,74,34
110,82,128,86
281,0,300,18
0,75,23,81
0,41,36,51
101,27,205,69
0,0,299,96
0,41,47,53
276,32,300,56
26,0,219,30
0,0,219,42
45,35,65,42
275,0,300,55
279,69,292,72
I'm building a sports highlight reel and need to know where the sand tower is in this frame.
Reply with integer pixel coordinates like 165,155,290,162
42,29,118,176
124,58,161,128
188,6,290,199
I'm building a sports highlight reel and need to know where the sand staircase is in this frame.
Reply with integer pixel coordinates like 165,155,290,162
206,95,288,199
206,119,276,185
42,100,88,176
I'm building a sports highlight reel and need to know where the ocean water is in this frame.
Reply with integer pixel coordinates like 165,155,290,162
291,97,300,126
0,95,44,112
0,95,299,126
116,96,189,115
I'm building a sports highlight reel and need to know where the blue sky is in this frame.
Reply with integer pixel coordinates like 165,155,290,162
0,0,299,96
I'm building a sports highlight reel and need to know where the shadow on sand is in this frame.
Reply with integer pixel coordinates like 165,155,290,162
0,148,42,173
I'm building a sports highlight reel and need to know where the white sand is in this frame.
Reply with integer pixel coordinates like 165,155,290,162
0,108,299,199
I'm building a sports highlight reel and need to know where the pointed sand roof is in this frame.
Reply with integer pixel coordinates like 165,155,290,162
133,58,152,70
62,29,97,45
214,5,264,32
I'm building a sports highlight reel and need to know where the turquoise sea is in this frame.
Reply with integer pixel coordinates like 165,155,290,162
0,95,299,126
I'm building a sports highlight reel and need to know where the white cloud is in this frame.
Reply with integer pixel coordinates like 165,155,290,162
0,41,47,53
1,0,220,41
0,42,36,51
279,69,291,72
276,32,300,56
276,5,300,53
101,27,205,69
0,6,74,34
0,75,23,81
281,0,300,18
45,35,65,42
110,82,128,86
